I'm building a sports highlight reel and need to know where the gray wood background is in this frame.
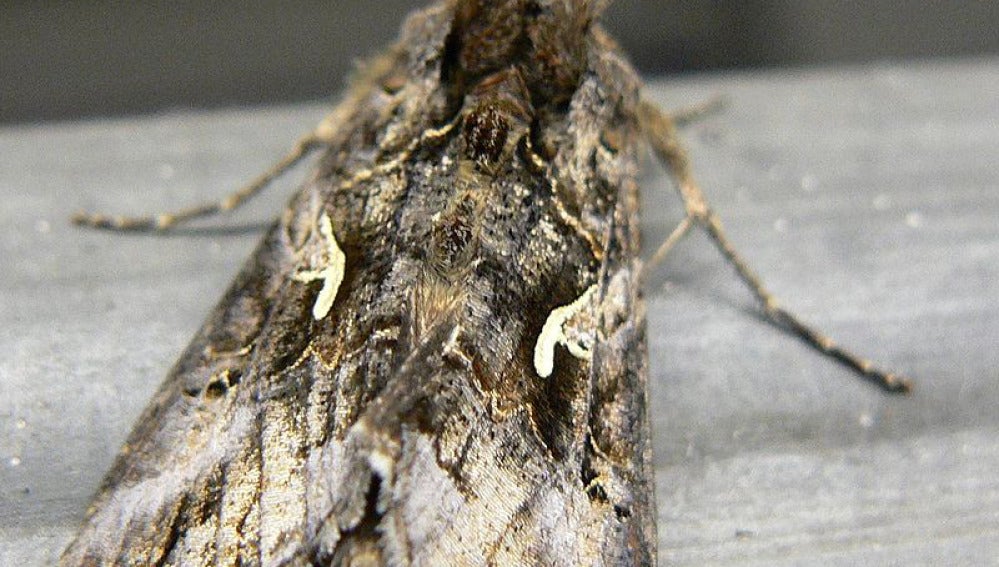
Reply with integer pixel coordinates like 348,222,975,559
1,57,997,564
4,1,999,124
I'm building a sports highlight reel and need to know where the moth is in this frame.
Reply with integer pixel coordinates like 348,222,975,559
63,0,910,565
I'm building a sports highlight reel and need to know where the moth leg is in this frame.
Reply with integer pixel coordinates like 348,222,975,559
667,95,728,128
72,121,336,231
639,99,912,393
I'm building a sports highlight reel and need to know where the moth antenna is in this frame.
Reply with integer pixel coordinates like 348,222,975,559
71,124,333,232
638,99,912,394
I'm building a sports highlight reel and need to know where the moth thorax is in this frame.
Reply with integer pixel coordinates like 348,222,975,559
461,69,533,173
462,103,512,170
429,193,481,277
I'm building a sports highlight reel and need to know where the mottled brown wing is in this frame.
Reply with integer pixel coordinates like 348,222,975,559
60,236,652,566
60,222,308,565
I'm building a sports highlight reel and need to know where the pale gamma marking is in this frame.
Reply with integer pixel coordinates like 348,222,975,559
534,284,598,378
294,213,347,320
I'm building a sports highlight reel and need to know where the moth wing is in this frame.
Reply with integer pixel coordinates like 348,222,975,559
60,223,315,566
298,270,654,567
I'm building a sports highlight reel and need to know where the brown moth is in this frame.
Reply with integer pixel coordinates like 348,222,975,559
63,1,909,565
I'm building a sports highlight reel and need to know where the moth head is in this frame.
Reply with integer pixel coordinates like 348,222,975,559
445,0,599,108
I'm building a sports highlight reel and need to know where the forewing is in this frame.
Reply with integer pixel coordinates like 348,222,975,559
60,222,309,565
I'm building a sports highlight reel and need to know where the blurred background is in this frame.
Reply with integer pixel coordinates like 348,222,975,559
3,0,997,124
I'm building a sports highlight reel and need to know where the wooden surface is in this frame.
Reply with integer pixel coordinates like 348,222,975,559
1,58,997,565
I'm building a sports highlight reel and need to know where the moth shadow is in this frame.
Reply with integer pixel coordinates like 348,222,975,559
653,273,793,343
